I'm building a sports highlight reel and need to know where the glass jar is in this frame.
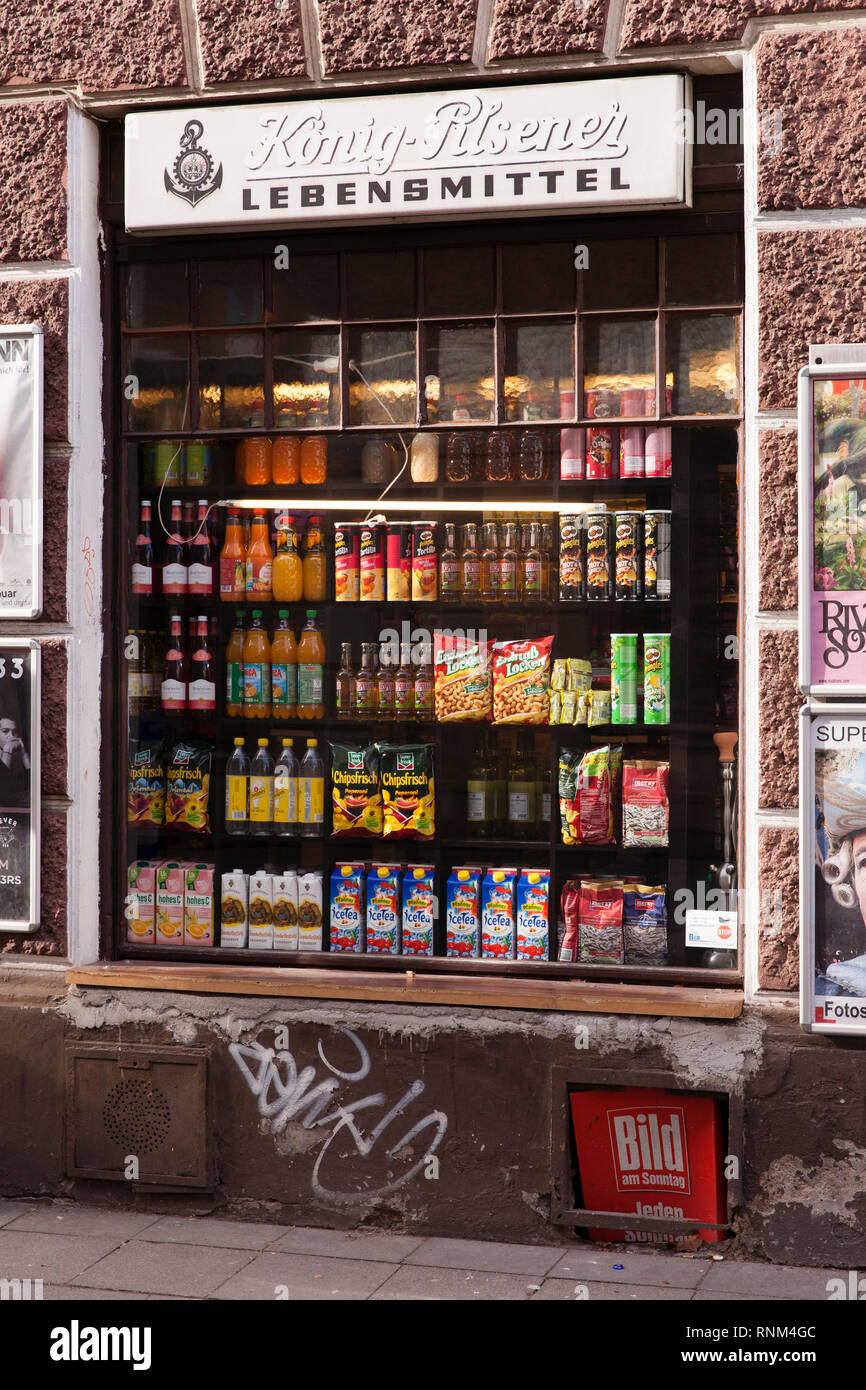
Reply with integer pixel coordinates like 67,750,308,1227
410,432,439,483
445,432,473,483
272,436,300,486
518,427,548,482
485,431,515,483
361,436,397,485
300,435,327,485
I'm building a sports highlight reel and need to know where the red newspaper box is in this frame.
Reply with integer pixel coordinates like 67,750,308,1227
569,1087,727,1244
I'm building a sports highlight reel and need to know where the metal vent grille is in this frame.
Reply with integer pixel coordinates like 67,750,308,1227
102,1079,172,1153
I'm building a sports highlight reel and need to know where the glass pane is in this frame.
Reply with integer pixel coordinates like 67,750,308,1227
504,320,574,421
582,239,657,310
346,251,415,320
423,247,495,316
501,243,574,314
125,264,189,328
665,234,741,306
196,260,263,325
273,329,340,428
583,319,655,418
125,334,190,431
273,253,340,323
666,315,739,416
198,332,265,429
348,328,416,425
425,323,494,424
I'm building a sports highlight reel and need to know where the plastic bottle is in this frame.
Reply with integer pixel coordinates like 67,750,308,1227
296,609,325,720
225,610,246,718
298,738,325,837
249,738,274,836
272,514,303,602
225,737,249,836
270,609,298,720
246,509,273,601
273,737,298,837
302,515,327,601
219,507,246,603
243,609,271,719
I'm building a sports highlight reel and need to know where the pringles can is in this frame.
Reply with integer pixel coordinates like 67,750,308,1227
611,634,639,725
644,510,671,600
614,511,643,601
558,513,586,601
411,521,438,601
386,523,411,601
359,522,385,601
645,427,673,478
334,521,360,603
587,427,615,480
585,506,612,600
643,632,671,724
619,427,645,479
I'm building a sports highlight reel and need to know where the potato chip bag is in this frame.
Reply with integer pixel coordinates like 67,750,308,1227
378,742,435,839
165,742,211,833
330,743,383,837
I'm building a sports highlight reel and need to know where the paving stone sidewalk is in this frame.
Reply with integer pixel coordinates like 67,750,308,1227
0,1199,851,1301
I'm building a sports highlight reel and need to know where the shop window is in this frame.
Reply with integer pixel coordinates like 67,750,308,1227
501,242,575,314
423,246,495,317
666,314,740,417
425,323,495,424
503,320,574,422
581,238,658,312
125,263,189,330
124,333,190,432
345,250,416,320
272,254,340,325
665,234,741,307
198,332,265,430
347,327,417,425
582,317,656,418
273,330,341,428
196,260,263,326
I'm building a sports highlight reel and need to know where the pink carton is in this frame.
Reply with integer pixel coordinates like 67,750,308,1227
184,863,215,946
127,861,156,944
156,862,185,944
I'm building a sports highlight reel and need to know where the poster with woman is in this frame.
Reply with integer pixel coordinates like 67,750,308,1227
0,641,40,931
0,325,42,618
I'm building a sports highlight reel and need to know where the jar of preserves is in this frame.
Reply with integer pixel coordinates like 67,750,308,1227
518,427,548,482
272,436,300,486
361,436,397,486
300,435,327,485
445,432,473,483
485,431,514,483
410,432,439,484
244,436,272,486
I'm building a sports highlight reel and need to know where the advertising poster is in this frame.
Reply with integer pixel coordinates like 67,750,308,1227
0,324,43,618
0,640,40,932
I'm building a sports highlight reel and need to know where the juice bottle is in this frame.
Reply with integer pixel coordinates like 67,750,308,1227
274,737,298,837
244,436,272,486
481,522,500,604
300,435,328,485
461,522,481,602
272,514,303,602
225,737,249,836
243,609,271,719
249,738,274,836
375,647,395,721
498,523,520,605
439,522,460,602
296,609,325,720
394,642,414,720
355,642,377,718
302,515,327,601
298,738,325,837
272,436,300,486
246,510,274,600
270,609,298,719
336,642,356,720
226,610,246,717
219,507,246,603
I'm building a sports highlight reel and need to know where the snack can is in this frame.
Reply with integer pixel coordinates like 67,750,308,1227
411,521,438,602
587,427,614,480
184,863,215,945
334,522,360,603
614,511,643,601
644,511,671,601
366,863,402,955
481,868,518,960
273,871,299,951
298,870,324,950
585,507,613,600
329,862,366,953
184,441,212,486
611,633,639,725
249,871,274,949
446,867,482,958
644,633,671,724
386,524,411,601
644,386,674,415
154,440,183,486
516,869,550,961
620,387,646,417
645,426,673,478
619,427,645,479
220,870,249,948
156,862,184,943
402,864,437,956
559,427,585,481
558,513,585,601
127,861,156,944
359,522,385,601
584,389,620,419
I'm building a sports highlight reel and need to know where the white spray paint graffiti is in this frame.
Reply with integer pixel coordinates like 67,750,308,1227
229,1027,447,1205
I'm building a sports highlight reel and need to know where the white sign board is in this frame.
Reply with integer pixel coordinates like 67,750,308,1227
125,75,692,233
0,326,42,618
685,910,738,950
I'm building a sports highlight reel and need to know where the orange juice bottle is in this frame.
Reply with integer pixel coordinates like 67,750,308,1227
302,515,327,601
243,609,271,719
244,436,272,486
245,509,273,601
296,608,325,720
219,507,246,603
270,609,298,719
300,435,327,485
225,609,246,717
272,436,300,486
272,514,303,602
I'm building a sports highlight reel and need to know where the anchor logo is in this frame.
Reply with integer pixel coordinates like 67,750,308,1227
164,119,223,207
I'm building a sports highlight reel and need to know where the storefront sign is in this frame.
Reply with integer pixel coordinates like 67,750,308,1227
124,75,691,233
685,909,738,950
0,640,40,932
799,346,866,696
0,326,42,618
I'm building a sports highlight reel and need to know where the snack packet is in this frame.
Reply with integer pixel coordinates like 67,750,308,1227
165,741,211,833
492,636,553,725
433,631,492,722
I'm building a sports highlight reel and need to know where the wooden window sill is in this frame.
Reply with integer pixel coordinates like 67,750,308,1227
68,961,744,1019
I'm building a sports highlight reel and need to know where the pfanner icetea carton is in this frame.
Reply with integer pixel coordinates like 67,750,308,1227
446,867,482,958
367,863,402,954
249,872,274,949
273,871,299,951
330,863,366,952
127,861,156,944
481,868,518,959
298,870,324,950
156,862,185,944
183,863,215,946
402,864,436,956
516,868,550,961
220,870,248,948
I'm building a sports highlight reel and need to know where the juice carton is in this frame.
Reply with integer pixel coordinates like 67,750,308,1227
220,869,249,948
273,871,299,951
329,863,366,953
446,866,483,958
516,868,551,961
481,867,518,959
367,863,402,955
156,862,185,944
298,870,324,950
183,863,215,946
127,861,156,944
249,871,274,949
402,864,436,956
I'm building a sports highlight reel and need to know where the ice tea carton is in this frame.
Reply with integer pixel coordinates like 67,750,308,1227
446,866,483,958
249,871,274,949
156,862,185,944
220,869,249,948
329,863,366,953
273,871,299,951
481,867,518,959
298,869,324,950
127,861,156,944
183,863,215,946
367,863,402,955
402,864,436,956
516,868,551,961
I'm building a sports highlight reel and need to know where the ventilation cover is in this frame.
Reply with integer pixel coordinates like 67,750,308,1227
66,1043,212,1188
